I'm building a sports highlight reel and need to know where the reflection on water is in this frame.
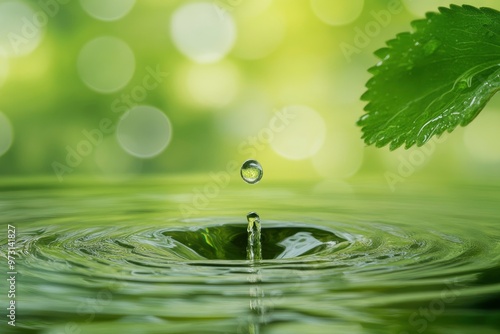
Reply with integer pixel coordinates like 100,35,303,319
1,178,500,333
276,231,324,259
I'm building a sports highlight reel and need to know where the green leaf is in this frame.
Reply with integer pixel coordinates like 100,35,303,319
359,5,500,150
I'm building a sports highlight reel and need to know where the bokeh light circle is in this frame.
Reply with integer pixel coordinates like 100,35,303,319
170,2,236,63
117,105,172,158
77,36,135,93
463,111,500,163
310,0,364,26
79,0,135,21
0,0,43,57
270,105,326,160
0,111,13,157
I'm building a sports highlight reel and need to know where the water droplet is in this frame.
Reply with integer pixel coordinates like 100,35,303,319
247,212,261,233
456,77,472,91
423,39,440,56
240,160,263,184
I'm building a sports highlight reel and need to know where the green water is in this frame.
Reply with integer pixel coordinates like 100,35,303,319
1,177,500,334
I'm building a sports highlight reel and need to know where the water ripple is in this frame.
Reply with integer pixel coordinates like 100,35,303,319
1,181,500,333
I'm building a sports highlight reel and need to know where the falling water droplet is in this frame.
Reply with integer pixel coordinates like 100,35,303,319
240,160,263,184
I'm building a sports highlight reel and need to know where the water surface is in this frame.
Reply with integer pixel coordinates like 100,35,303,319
1,177,500,333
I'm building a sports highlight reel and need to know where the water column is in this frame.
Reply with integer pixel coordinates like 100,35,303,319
246,212,262,261
240,160,265,332
240,159,263,262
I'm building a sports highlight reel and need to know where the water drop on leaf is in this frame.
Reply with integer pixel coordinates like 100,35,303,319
423,39,440,56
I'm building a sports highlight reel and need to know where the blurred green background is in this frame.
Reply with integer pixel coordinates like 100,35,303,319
0,0,499,184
